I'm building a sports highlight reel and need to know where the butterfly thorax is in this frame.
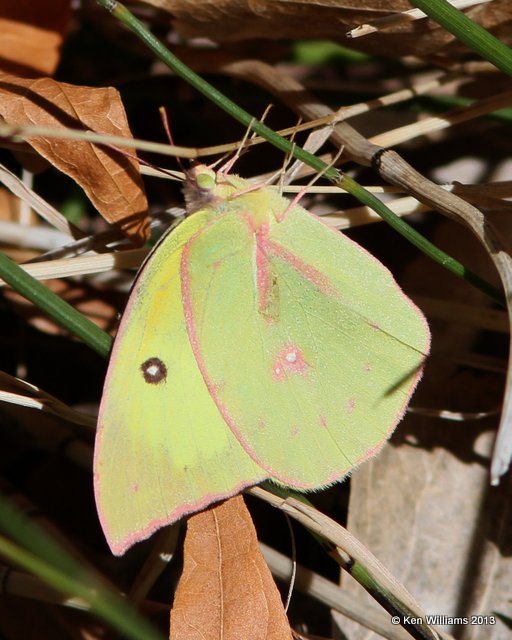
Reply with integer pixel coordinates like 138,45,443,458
184,165,283,229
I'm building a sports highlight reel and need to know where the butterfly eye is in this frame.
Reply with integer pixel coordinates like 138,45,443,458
195,168,216,190
140,357,168,384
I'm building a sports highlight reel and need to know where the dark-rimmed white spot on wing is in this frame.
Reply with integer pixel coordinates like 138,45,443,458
140,357,168,384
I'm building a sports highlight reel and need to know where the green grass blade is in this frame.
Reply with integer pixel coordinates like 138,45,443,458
409,0,512,76
0,494,164,640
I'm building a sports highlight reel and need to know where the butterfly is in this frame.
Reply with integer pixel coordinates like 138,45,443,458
94,165,430,555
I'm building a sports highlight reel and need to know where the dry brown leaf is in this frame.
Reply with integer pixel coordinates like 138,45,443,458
142,0,512,59
170,496,293,640
0,0,71,76
0,74,149,245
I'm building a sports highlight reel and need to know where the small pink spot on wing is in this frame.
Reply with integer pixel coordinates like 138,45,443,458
131,483,140,494
319,415,328,428
346,398,356,414
364,362,372,373
272,343,310,382
273,365,284,381
290,425,300,437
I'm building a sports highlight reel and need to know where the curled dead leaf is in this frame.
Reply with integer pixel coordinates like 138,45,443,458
171,497,293,640
0,74,149,245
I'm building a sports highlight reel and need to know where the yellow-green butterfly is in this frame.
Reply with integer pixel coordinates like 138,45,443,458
94,165,430,555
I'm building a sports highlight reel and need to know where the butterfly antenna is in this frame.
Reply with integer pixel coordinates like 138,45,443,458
278,141,298,195
284,115,344,186
288,145,345,211
159,106,188,177
309,145,344,186
219,104,275,175
217,120,255,174
276,146,345,222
